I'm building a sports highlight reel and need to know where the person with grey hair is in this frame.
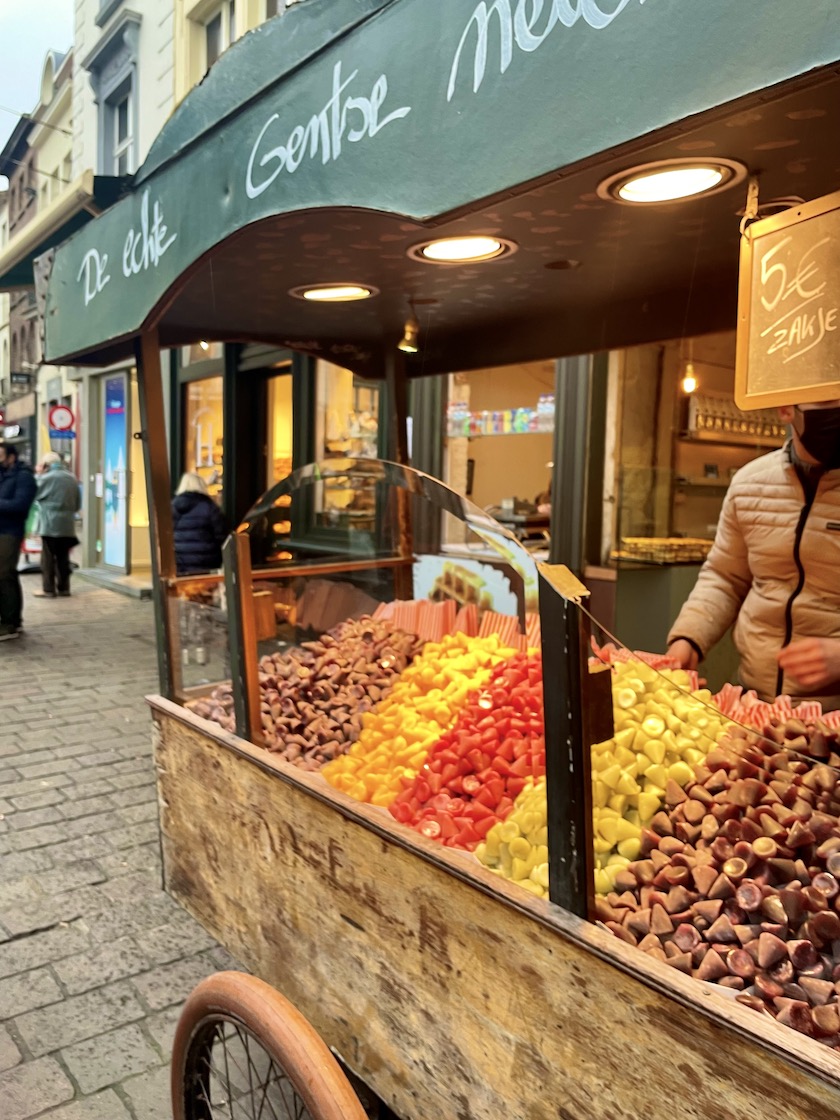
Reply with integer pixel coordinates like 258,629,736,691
172,471,227,575
34,452,81,599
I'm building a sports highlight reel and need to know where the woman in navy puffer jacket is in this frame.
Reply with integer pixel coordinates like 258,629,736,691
172,472,227,575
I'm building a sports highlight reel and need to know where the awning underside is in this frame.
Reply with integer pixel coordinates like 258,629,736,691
62,69,840,376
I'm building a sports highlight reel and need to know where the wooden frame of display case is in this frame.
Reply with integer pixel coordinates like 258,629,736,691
150,694,840,1120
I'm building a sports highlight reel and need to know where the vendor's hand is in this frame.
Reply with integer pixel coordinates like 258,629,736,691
667,639,699,671
777,638,840,692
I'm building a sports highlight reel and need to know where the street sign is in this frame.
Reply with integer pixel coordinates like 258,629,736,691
48,404,75,432
49,429,77,440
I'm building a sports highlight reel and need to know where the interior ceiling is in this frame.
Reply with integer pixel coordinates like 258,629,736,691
157,68,840,379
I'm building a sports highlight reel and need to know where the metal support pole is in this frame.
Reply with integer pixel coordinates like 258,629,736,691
134,329,176,697
539,563,613,918
224,532,263,745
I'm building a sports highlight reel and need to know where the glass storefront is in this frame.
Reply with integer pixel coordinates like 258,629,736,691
266,371,292,489
184,374,224,500
313,361,381,533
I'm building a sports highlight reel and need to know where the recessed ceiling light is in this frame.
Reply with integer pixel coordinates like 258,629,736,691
408,235,517,265
597,158,747,204
289,283,378,302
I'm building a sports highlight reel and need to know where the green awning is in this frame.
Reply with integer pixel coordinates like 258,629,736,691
39,0,840,368
0,171,125,291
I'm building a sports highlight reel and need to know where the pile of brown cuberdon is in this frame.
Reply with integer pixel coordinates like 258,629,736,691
187,616,422,768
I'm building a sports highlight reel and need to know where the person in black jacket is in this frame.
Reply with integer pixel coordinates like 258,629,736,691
0,443,37,640
172,472,227,575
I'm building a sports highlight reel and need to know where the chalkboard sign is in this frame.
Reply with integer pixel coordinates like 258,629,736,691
735,189,840,409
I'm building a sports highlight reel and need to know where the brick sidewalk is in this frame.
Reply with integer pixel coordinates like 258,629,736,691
0,577,236,1120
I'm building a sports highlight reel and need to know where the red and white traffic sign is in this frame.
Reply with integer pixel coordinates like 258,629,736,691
49,405,75,432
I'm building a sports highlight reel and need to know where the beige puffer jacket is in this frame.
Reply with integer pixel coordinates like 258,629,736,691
668,443,840,707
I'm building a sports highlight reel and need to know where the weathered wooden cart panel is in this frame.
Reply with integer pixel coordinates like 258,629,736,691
152,697,840,1120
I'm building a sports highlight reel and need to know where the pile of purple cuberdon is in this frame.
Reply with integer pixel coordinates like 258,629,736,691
599,717,840,1045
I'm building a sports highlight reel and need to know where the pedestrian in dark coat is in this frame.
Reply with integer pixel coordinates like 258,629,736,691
34,452,81,599
172,472,227,575
0,442,37,640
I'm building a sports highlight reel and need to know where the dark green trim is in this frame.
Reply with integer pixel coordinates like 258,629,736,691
178,357,224,383
380,350,408,464
549,355,592,574
291,354,317,470
221,343,242,528
408,374,444,555
583,353,609,568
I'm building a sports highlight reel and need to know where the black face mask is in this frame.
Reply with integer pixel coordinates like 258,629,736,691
793,407,840,470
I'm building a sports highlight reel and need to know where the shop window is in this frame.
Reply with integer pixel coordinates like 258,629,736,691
182,342,223,365
112,90,134,175
267,371,293,488
83,11,141,176
313,361,380,533
184,375,224,500
442,361,555,551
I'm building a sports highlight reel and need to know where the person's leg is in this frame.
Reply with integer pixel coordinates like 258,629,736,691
0,534,23,632
55,538,73,595
39,537,58,596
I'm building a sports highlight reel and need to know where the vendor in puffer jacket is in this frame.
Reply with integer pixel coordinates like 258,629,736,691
172,472,227,575
668,399,840,709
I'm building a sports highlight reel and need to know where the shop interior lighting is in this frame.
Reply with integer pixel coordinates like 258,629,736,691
408,235,517,264
397,304,420,353
198,340,210,351
681,362,699,395
597,158,747,204
290,283,378,302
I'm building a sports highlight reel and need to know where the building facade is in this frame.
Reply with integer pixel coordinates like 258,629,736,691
0,117,38,465
27,50,80,477
66,0,176,584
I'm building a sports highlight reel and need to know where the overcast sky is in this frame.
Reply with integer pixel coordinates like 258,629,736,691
0,0,74,184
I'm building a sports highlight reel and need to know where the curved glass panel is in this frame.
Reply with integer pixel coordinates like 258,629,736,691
184,458,549,886
241,457,537,592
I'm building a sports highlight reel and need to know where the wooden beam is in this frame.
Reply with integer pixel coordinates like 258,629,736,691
224,531,263,746
134,328,176,697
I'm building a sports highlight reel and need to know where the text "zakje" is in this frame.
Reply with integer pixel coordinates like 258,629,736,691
245,60,411,199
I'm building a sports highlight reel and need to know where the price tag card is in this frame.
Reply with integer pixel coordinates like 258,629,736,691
735,188,840,409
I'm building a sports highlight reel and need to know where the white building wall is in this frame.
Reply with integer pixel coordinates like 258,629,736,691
73,0,175,177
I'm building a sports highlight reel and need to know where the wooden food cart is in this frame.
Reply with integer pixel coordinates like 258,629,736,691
33,1,840,1115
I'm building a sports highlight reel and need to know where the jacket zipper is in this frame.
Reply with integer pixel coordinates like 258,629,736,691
777,473,818,696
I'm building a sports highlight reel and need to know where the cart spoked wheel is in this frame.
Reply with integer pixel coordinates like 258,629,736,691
172,972,369,1120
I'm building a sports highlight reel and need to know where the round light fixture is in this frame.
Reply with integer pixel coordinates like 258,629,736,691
597,158,747,205
289,283,378,302
408,235,517,265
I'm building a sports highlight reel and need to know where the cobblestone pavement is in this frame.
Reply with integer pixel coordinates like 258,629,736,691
0,577,237,1120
